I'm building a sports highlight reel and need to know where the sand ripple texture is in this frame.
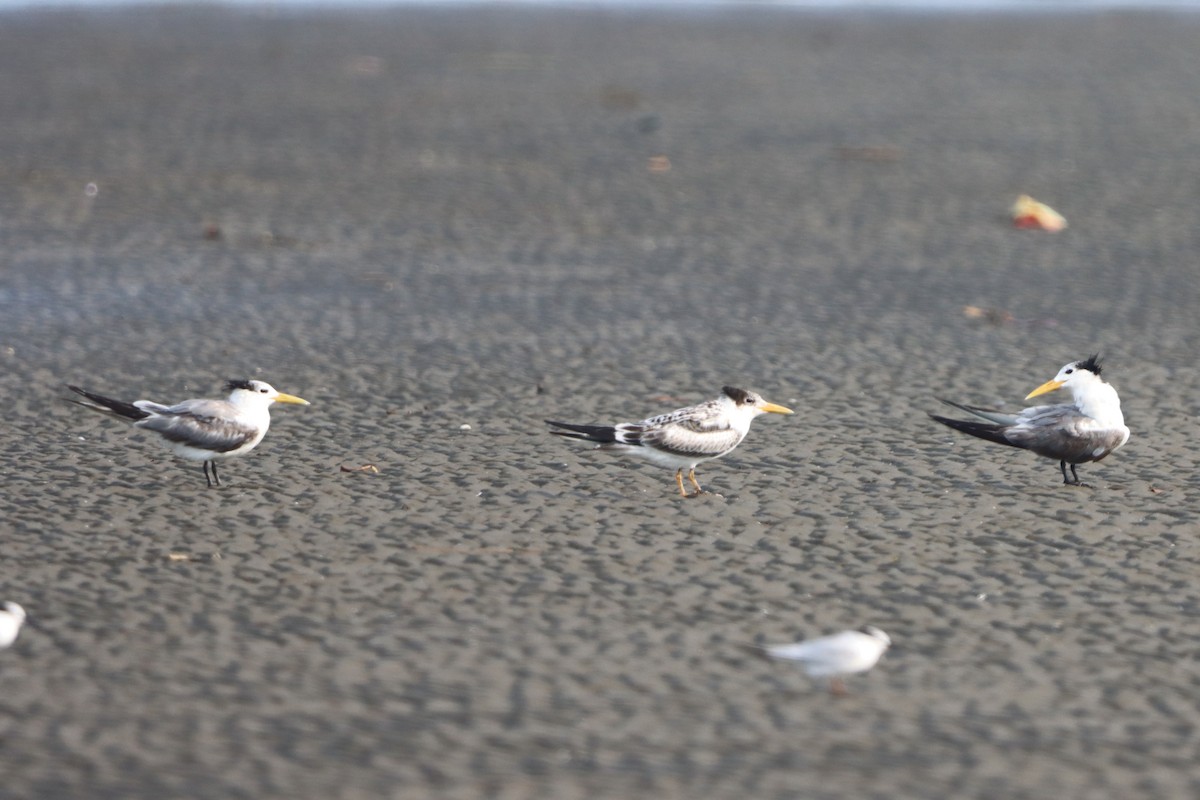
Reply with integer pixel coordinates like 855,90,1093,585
2,7,1200,799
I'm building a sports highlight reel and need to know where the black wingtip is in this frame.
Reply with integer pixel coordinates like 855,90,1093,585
66,384,104,404
933,398,977,417
740,642,773,661
929,414,1022,449
546,420,618,443
65,385,147,421
66,385,92,409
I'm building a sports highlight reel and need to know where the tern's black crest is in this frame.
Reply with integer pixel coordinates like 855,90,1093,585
225,379,256,392
1076,354,1102,376
722,386,751,404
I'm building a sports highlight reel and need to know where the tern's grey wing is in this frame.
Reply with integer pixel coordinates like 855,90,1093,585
936,398,1019,426
1013,403,1077,426
135,400,258,453
640,420,744,458
132,400,175,415
1006,406,1126,461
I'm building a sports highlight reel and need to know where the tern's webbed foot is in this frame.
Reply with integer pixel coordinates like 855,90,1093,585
1059,461,1090,488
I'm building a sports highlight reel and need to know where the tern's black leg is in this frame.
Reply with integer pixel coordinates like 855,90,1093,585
204,461,222,488
1069,463,1090,487
1060,460,1089,487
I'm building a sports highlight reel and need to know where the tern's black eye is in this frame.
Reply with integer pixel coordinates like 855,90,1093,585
259,387,269,393
1065,368,1074,375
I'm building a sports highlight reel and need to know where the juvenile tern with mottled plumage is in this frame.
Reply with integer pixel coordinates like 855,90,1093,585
929,355,1128,486
762,626,891,696
547,386,793,497
68,379,310,487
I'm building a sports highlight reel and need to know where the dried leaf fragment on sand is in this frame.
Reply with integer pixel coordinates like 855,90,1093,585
962,305,1014,325
1011,194,1067,231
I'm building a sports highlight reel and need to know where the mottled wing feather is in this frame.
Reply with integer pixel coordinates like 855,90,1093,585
675,414,734,434
639,398,724,430
640,421,744,458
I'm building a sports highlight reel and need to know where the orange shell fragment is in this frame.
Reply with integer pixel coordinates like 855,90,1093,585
1011,194,1067,231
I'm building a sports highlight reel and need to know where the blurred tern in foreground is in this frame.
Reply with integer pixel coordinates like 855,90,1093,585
929,355,1128,486
68,379,310,487
762,626,891,696
547,386,793,497
0,602,26,649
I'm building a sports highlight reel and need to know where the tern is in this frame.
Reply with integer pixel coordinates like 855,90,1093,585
929,355,1129,486
68,379,310,487
547,386,793,497
761,626,892,696
0,602,26,649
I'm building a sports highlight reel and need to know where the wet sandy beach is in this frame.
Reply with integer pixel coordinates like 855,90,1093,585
3,5,1200,797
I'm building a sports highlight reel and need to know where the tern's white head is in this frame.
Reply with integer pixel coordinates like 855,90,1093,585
225,379,310,410
1024,355,1123,424
861,625,891,648
719,386,794,430
1025,355,1106,400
